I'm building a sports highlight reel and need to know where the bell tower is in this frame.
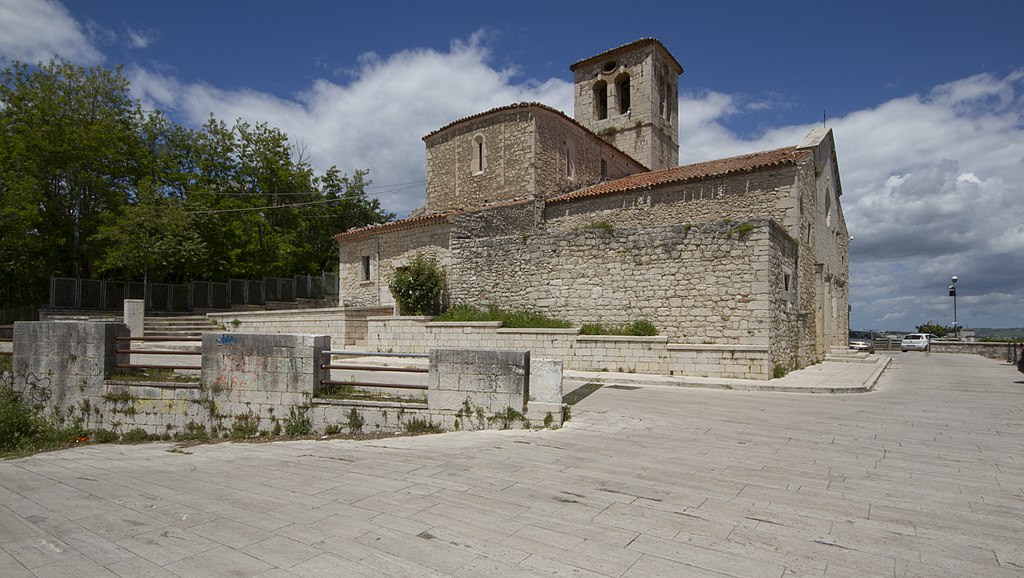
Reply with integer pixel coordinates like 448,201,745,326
570,38,682,171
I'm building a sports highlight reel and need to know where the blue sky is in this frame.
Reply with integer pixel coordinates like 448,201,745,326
2,0,1023,331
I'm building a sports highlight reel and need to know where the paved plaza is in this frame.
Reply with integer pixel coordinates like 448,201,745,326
1,352,1022,577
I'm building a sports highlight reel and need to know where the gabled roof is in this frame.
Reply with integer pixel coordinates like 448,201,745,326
569,38,683,75
548,146,811,204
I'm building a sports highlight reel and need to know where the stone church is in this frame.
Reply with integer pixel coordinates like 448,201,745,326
335,38,849,372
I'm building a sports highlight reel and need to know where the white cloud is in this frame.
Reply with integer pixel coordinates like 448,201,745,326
129,34,572,215
0,0,102,65
126,27,157,49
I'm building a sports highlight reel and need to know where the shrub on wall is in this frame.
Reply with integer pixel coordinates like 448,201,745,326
389,254,447,316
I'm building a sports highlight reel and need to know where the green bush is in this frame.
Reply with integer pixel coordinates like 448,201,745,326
403,417,444,434
284,406,312,436
389,254,446,315
435,304,572,328
580,319,658,336
0,387,40,453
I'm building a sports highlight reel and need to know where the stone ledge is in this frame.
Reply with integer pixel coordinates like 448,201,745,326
104,380,200,389
666,343,767,352
428,321,504,328
575,335,669,343
496,328,580,335
314,399,428,410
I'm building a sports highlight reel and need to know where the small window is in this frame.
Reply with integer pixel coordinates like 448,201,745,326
565,142,575,179
361,256,371,281
783,273,791,292
594,80,608,120
471,134,486,174
600,159,608,178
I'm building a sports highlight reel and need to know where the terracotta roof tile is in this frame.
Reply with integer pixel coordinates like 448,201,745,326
334,197,533,241
548,146,812,204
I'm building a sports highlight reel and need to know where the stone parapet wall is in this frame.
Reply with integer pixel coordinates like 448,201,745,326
208,307,392,347
8,322,559,437
366,317,771,379
12,321,127,415
930,341,1021,361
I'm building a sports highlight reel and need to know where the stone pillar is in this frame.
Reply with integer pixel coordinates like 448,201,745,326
526,357,565,426
201,333,330,403
123,299,145,337
427,349,530,416
12,321,128,416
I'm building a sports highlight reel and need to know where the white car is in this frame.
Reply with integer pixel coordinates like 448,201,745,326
901,333,930,352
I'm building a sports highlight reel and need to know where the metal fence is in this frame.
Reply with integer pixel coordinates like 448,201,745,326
49,273,339,313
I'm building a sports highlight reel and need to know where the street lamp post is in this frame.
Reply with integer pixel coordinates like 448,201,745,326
948,275,958,340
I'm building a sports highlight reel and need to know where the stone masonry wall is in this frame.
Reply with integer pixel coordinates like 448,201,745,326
9,322,554,437
365,319,771,379
448,221,785,344
424,110,535,213
544,165,798,232
532,108,646,198
338,222,452,309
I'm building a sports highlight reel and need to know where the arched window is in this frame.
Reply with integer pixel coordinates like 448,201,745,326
593,80,608,120
616,73,631,114
471,134,486,174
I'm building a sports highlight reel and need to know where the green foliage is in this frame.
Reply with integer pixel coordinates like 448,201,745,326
324,423,342,435
0,387,41,453
284,406,312,436
403,417,444,434
120,428,156,444
736,222,755,239
388,254,447,315
230,411,260,440
772,364,788,379
580,319,659,336
346,408,365,435
435,304,572,329
488,407,526,430
916,323,953,337
581,220,614,233
0,58,389,308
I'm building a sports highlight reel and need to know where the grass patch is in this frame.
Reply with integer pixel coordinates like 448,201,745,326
106,368,199,383
284,406,312,436
0,355,11,374
579,220,614,233
580,319,658,336
772,364,789,379
436,304,572,329
316,384,426,404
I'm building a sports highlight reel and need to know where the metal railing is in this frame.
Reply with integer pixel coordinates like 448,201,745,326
320,350,429,392
0,324,12,357
114,336,202,371
49,272,340,313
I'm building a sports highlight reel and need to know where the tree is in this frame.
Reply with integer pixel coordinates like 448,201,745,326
0,58,390,310
0,59,144,306
916,323,953,337
91,182,206,283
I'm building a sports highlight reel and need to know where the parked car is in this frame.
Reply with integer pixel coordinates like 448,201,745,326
849,330,875,354
901,333,931,352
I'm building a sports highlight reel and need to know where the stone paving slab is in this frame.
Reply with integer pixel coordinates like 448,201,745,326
2,352,1023,576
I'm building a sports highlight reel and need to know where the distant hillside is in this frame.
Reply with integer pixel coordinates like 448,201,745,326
975,328,1024,340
